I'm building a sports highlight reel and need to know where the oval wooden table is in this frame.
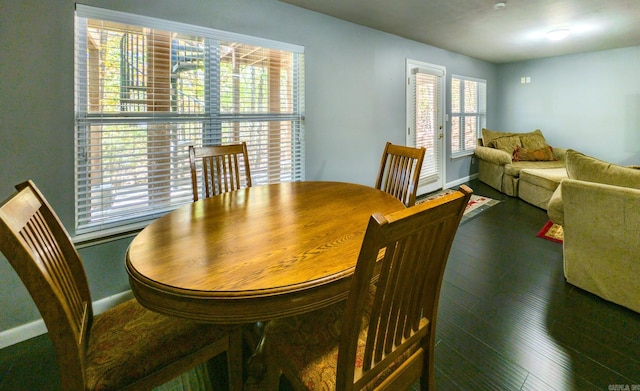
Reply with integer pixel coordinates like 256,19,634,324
125,181,405,324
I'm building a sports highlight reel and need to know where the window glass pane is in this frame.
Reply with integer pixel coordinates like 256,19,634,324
451,78,460,113
84,20,207,115
451,117,461,152
464,80,478,113
450,76,485,155
172,37,207,114
464,116,478,149
75,7,304,238
220,44,296,114
415,72,439,180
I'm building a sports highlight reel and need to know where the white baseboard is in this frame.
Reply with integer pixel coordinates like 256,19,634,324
445,173,478,190
0,290,133,349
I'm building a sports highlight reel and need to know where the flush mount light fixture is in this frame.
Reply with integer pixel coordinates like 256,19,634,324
546,28,572,41
494,2,507,10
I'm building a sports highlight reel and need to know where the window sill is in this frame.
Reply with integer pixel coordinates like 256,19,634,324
73,221,150,249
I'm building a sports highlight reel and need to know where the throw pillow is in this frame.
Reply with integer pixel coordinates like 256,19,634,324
488,135,522,154
481,128,547,150
481,128,515,147
513,145,556,162
566,150,640,189
519,132,548,150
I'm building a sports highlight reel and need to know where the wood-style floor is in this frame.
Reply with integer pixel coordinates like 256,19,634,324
433,180,640,390
1,179,639,390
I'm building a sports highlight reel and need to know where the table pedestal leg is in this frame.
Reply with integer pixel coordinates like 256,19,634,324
244,321,267,384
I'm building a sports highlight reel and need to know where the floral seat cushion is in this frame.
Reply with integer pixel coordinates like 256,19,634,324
263,288,419,390
86,299,235,390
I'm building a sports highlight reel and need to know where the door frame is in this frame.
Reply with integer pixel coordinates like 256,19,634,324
405,59,446,196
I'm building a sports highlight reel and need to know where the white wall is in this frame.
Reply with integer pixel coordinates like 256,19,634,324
0,0,497,337
496,46,640,165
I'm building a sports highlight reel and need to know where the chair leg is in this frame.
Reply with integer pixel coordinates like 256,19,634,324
228,328,244,391
421,333,436,391
263,342,283,391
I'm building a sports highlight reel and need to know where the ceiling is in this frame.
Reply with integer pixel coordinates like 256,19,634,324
279,0,640,64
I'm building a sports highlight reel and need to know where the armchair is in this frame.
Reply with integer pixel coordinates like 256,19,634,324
547,150,640,314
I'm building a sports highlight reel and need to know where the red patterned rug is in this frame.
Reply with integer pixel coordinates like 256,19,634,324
417,189,500,221
537,220,563,243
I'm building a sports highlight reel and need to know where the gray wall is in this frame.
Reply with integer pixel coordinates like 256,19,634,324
0,0,497,334
496,46,640,165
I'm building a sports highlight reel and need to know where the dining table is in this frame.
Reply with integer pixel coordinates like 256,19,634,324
125,181,405,324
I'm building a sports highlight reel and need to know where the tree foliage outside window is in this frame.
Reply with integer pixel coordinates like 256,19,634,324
75,6,304,239
451,76,486,156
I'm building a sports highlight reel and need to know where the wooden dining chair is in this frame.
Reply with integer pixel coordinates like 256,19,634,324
0,180,243,391
262,185,472,391
189,143,252,201
375,142,426,207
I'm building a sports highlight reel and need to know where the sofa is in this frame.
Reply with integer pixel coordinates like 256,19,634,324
474,128,567,207
548,150,640,314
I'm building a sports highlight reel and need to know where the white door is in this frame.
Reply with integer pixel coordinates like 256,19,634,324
406,60,446,195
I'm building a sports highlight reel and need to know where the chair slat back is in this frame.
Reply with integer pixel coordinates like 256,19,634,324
0,180,92,388
337,185,472,390
189,143,252,201
375,142,426,207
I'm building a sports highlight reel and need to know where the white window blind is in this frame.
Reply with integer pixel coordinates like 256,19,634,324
451,75,486,156
413,70,442,185
74,5,305,239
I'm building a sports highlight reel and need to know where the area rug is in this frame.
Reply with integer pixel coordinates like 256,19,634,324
416,188,501,222
537,220,564,243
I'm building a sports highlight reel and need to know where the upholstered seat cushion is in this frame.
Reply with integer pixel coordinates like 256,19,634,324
86,299,234,390
503,160,566,177
264,288,418,390
518,168,568,210
520,168,568,192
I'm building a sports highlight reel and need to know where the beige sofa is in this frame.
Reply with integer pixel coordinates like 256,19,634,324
474,128,567,202
548,150,640,314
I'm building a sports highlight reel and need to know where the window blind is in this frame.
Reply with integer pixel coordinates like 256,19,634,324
74,5,305,239
413,69,443,185
451,75,486,156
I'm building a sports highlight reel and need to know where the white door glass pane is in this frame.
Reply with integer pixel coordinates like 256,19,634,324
408,62,445,195
415,72,438,183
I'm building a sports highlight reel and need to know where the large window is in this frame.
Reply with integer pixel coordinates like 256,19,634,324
450,75,486,156
74,5,304,239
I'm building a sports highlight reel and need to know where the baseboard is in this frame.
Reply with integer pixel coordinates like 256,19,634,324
445,173,478,189
0,290,133,349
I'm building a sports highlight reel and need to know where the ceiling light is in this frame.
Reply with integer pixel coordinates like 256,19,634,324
494,2,506,10
546,28,571,41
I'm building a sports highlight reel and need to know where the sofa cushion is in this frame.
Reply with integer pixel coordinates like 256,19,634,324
518,168,568,210
481,128,547,152
520,168,568,191
504,160,567,177
512,145,556,162
489,135,522,154
566,149,640,190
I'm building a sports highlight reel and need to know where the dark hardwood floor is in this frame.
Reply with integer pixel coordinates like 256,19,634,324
1,179,639,390
433,180,640,390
